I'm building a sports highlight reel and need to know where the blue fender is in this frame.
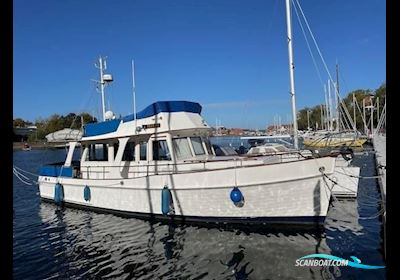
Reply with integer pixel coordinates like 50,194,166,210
161,186,174,215
230,187,245,207
84,185,91,202
54,183,64,204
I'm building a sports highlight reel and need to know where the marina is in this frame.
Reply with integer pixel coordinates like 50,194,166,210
13,0,386,278
32,0,347,226
30,52,369,226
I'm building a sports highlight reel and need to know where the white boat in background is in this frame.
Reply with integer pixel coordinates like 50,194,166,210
45,128,83,143
246,142,360,198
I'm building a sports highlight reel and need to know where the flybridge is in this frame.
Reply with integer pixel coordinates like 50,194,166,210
83,101,202,137
122,101,202,122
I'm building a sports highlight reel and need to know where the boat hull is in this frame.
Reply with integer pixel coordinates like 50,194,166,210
38,157,335,225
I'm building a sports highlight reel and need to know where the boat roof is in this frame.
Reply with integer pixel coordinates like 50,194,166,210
83,101,205,138
121,101,201,122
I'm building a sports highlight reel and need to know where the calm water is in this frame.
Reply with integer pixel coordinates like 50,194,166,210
13,147,386,279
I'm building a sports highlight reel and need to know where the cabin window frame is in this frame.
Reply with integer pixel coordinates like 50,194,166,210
202,137,214,155
190,136,206,156
172,137,193,160
86,143,109,162
152,139,172,161
138,141,148,162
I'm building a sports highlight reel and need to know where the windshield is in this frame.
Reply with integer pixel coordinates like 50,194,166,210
191,137,205,155
173,138,192,160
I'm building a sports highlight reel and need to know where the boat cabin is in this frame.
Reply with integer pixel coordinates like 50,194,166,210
44,101,222,179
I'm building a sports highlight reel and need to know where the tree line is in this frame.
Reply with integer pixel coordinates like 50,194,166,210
297,82,386,131
14,82,386,141
13,113,97,141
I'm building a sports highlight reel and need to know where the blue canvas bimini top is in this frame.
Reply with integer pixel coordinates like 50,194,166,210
83,101,202,137
122,101,202,122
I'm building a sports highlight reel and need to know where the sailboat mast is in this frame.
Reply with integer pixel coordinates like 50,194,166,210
376,96,380,124
328,79,333,131
324,85,330,131
320,105,324,130
353,93,357,132
285,0,299,149
131,60,137,132
335,63,340,131
363,98,366,135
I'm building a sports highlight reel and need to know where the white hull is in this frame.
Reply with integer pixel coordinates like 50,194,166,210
39,157,335,224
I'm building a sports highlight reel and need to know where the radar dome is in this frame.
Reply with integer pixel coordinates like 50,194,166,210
105,111,114,120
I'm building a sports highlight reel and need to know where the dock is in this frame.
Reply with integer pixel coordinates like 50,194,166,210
373,134,386,258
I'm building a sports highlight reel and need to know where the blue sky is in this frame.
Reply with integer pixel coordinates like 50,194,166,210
13,0,385,129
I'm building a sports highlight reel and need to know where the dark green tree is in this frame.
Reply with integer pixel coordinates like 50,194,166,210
24,112,98,140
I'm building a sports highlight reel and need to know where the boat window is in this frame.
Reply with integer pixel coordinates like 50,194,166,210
88,143,108,161
173,138,192,160
122,142,135,161
140,142,147,161
203,138,213,155
153,140,171,161
72,145,81,161
221,146,238,156
212,144,224,156
191,137,205,155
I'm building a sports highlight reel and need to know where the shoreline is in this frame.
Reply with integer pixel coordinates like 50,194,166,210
13,142,66,151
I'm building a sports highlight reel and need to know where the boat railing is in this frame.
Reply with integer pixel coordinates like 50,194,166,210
79,151,311,180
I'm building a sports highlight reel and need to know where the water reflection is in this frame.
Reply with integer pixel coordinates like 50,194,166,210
37,202,338,279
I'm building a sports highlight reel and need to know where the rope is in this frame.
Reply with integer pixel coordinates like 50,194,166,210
13,165,40,177
13,171,30,183
374,103,386,136
333,169,381,180
13,167,33,180
358,208,386,220
320,171,385,219
13,169,32,185
321,171,381,202
13,167,38,185
13,164,126,188
293,0,355,130
292,2,324,88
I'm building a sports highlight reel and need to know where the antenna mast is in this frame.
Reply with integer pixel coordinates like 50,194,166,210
95,56,113,121
131,60,137,132
285,0,299,149
99,57,106,121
